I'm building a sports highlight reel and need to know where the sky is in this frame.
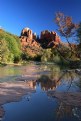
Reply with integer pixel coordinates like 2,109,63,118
0,0,81,37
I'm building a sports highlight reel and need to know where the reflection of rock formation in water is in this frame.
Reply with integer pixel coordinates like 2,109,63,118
36,71,70,91
36,69,80,91
2,67,79,92
0,81,36,119
37,75,61,91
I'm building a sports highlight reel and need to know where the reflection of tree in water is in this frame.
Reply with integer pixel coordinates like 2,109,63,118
0,66,22,78
55,71,81,121
46,71,81,121
62,71,78,81
56,103,73,121
57,71,80,91
56,102,81,121
63,71,81,92
62,71,77,91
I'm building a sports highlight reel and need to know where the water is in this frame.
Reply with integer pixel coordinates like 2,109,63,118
0,62,81,121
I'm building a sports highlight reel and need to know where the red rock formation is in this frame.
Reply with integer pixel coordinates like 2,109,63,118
20,28,61,50
20,27,40,51
40,30,61,48
32,33,37,40
20,27,42,58
21,27,32,39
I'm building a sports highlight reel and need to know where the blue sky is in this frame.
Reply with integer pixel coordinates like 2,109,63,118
0,0,81,37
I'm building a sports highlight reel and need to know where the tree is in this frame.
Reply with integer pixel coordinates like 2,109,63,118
0,39,9,63
55,12,78,58
77,22,81,59
0,29,22,63
77,22,81,45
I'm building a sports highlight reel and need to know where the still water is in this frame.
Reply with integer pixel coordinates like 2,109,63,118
0,62,81,121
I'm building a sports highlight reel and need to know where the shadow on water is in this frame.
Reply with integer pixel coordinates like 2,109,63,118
0,63,81,121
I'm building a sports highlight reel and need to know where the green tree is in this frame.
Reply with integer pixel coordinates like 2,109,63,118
0,29,22,63
0,39,9,63
41,49,52,62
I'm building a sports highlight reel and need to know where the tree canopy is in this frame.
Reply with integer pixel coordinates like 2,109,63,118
0,29,22,63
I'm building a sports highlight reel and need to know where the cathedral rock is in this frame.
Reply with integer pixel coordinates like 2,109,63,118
20,27,61,50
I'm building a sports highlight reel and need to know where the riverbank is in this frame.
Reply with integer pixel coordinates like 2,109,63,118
0,62,22,66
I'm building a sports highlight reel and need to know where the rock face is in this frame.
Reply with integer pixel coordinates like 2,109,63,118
20,27,40,50
20,28,61,57
21,27,32,40
40,30,61,48
20,27,42,58
20,28,61,50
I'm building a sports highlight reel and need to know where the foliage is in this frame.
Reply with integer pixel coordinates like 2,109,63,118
0,39,9,63
21,45,43,61
41,49,52,62
55,12,78,38
0,29,22,63
76,23,81,59
51,47,69,65
55,12,78,58
41,48,64,64
77,22,81,44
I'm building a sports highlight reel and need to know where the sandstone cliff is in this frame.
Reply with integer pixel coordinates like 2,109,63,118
20,27,42,58
20,28,61,50
39,30,61,48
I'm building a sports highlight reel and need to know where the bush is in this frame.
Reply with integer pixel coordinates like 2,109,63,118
41,49,52,62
